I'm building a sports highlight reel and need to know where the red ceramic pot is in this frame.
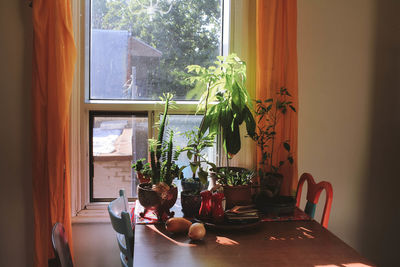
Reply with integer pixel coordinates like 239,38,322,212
137,183,177,221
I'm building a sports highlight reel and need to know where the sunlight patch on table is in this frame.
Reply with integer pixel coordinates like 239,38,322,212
216,236,239,246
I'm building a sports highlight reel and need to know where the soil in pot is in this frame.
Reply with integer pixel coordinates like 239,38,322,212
181,190,202,218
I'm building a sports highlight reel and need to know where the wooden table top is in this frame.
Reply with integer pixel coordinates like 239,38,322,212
133,210,374,267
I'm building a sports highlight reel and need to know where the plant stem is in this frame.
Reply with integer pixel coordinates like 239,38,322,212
226,151,230,171
198,81,211,136
270,105,278,171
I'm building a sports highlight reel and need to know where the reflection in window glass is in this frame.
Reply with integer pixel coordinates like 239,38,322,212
90,0,222,100
91,114,148,199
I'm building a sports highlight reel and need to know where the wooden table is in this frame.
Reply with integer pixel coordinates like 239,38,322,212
133,208,374,267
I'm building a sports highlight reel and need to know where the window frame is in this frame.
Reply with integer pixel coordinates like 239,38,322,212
71,0,231,218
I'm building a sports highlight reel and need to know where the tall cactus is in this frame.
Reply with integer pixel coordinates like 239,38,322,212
163,130,174,186
149,93,174,185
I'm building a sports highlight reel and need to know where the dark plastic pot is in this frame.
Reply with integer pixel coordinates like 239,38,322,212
181,190,202,218
260,172,284,198
181,178,209,192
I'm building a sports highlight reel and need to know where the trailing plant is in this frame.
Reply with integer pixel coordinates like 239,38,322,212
252,87,296,176
186,54,256,166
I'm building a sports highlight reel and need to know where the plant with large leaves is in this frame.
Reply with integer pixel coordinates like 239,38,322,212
187,53,256,168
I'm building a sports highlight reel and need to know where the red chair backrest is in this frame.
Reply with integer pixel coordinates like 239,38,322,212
296,173,333,228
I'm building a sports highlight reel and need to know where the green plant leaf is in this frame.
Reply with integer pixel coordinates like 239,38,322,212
189,162,199,176
243,106,256,137
288,156,294,164
225,120,241,155
283,142,291,151
198,167,208,184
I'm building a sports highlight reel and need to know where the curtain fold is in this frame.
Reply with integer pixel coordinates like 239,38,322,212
256,0,298,196
32,0,76,266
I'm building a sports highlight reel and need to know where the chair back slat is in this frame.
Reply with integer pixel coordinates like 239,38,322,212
51,223,74,267
304,201,317,218
108,190,134,267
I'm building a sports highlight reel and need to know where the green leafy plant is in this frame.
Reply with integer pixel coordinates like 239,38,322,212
179,128,217,185
214,167,254,186
252,87,296,179
131,158,152,178
186,53,256,168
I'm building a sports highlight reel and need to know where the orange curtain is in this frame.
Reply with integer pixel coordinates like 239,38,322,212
256,0,298,196
32,0,76,266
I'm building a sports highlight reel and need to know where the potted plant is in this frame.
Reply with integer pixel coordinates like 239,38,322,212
186,53,256,208
251,88,296,213
135,93,181,221
213,167,255,209
179,128,216,217
131,158,151,184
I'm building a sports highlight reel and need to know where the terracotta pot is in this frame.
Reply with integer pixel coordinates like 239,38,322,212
181,191,202,218
137,172,151,184
223,184,252,209
137,183,177,221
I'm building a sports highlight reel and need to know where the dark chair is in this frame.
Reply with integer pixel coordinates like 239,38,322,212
108,189,134,267
296,173,333,228
51,222,74,267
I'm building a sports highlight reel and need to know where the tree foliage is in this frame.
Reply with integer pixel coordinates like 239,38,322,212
92,0,222,99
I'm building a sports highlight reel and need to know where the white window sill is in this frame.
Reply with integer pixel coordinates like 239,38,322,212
72,202,135,224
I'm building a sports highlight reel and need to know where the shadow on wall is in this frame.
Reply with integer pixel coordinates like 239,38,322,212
357,0,400,266
20,1,34,265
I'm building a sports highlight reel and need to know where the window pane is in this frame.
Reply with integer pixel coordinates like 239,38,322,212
91,114,148,200
90,0,222,100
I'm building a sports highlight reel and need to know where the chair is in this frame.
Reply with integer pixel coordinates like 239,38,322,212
296,173,333,228
108,189,134,267
51,223,74,267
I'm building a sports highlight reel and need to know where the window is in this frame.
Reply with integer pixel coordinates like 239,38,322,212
73,0,229,207
90,0,226,100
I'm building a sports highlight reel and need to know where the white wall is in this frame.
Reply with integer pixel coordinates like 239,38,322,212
298,0,400,266
0,0,34,266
